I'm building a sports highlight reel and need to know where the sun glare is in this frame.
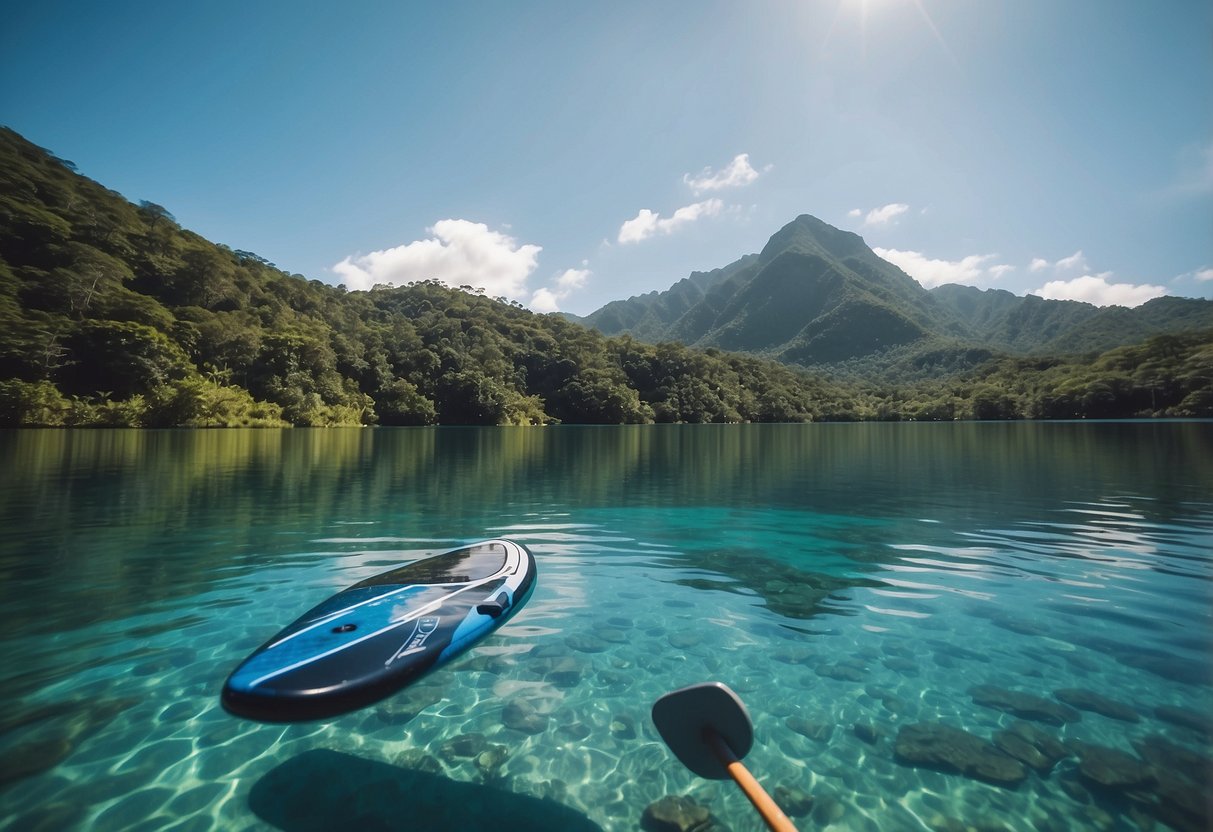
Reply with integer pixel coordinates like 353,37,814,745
826,0,955,66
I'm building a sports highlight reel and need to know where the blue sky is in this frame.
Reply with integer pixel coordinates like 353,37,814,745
3,0,1210,314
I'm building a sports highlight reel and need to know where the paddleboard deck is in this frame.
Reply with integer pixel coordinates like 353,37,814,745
222,539,536,722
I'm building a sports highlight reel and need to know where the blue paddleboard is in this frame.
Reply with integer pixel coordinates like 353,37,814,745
222,539,536,722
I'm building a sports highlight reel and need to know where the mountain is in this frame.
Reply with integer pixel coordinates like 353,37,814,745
584,215,973,365
0,127,866,426
580,215,1213,373
577,253,757,342
2,126,1209,426
929,285,1213,355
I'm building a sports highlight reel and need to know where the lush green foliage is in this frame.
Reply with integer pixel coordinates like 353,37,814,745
1,127,1208,427
861,331,1213,420
0,128,867,427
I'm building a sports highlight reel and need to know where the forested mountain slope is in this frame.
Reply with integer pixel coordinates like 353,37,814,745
579,216,1213,374
1,126,1209,426
0,127,864,426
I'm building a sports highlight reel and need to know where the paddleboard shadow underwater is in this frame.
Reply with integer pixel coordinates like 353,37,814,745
221,539,537,723
223,540,798,829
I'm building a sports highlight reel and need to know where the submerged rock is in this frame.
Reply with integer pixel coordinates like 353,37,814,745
1130,735,1213,832
815,662,866,682
773,784,815,817
557,721,590,742
894,722,1027,787
667,631,703,650
969,684,1081,726
992,731,1053,774
853,722,883,744
1154,705,1213,736
786,716,833,743
991,719,1070,776
596,669,632,691
598,628,629,644
771,646,815,666
502,699,548,734
992,721,1069,775
529,642,569,659
640,795,715,832
882,640,916,658
536,656,582,689
393,748,443,774
882,656,919,675
1053,688,1140,722
1151,774,1212,832
1077,635,1211,686
439,732,486,761
609,713,638,740
1133,734,1212,775
0,695,138,787
566,633,609,654
874,691,911,715
1007,720,1069,762
1069,742,1155,790
811,794,847,825
474,744,509,780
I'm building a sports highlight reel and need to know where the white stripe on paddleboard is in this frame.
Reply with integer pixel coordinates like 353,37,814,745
244,569,513,689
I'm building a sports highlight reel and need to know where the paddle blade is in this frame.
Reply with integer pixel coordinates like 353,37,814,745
652,682,755,779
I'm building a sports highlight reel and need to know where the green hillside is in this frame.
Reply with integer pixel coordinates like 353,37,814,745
580,216,1213,375
0,127,866,427
1,126,1209,426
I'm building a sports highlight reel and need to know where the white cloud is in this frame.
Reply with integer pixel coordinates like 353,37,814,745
684,154,766,194
529,287,561,313
863,203,910,226
873,247,1012,289
1055,250,1088,272
1197,268,1213,282
848,208,862,218
555,267,590,290
333,219,541,298
617,198,724,244
1029,250,1088,273
1031,274,1168,307
529,267,593,313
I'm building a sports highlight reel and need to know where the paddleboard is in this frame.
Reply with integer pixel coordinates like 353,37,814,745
222,539,536,722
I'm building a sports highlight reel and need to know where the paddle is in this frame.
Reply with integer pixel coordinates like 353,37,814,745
651,682,798,832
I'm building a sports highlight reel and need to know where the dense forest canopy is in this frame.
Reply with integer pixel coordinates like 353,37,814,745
1,127,1210,426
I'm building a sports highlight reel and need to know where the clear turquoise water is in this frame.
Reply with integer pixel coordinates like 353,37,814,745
0,424,1210,831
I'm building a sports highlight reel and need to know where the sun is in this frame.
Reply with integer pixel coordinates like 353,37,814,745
825,0,955,65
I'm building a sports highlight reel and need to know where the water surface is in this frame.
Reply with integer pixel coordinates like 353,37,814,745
1,424,1210,831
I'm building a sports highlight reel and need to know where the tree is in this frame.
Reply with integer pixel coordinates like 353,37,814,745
0,379,71,426
550,369,653,424
64,319,189,397
376,378,437,426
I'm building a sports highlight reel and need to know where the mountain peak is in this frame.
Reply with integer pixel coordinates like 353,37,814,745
580,211,1213,370
759,214,871,264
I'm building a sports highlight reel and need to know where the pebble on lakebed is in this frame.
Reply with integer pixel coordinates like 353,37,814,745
640,794,722,832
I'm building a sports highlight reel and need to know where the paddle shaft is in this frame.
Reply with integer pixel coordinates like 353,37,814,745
704,729,798,832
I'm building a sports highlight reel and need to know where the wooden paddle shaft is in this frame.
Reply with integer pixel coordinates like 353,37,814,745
705,729,799,832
